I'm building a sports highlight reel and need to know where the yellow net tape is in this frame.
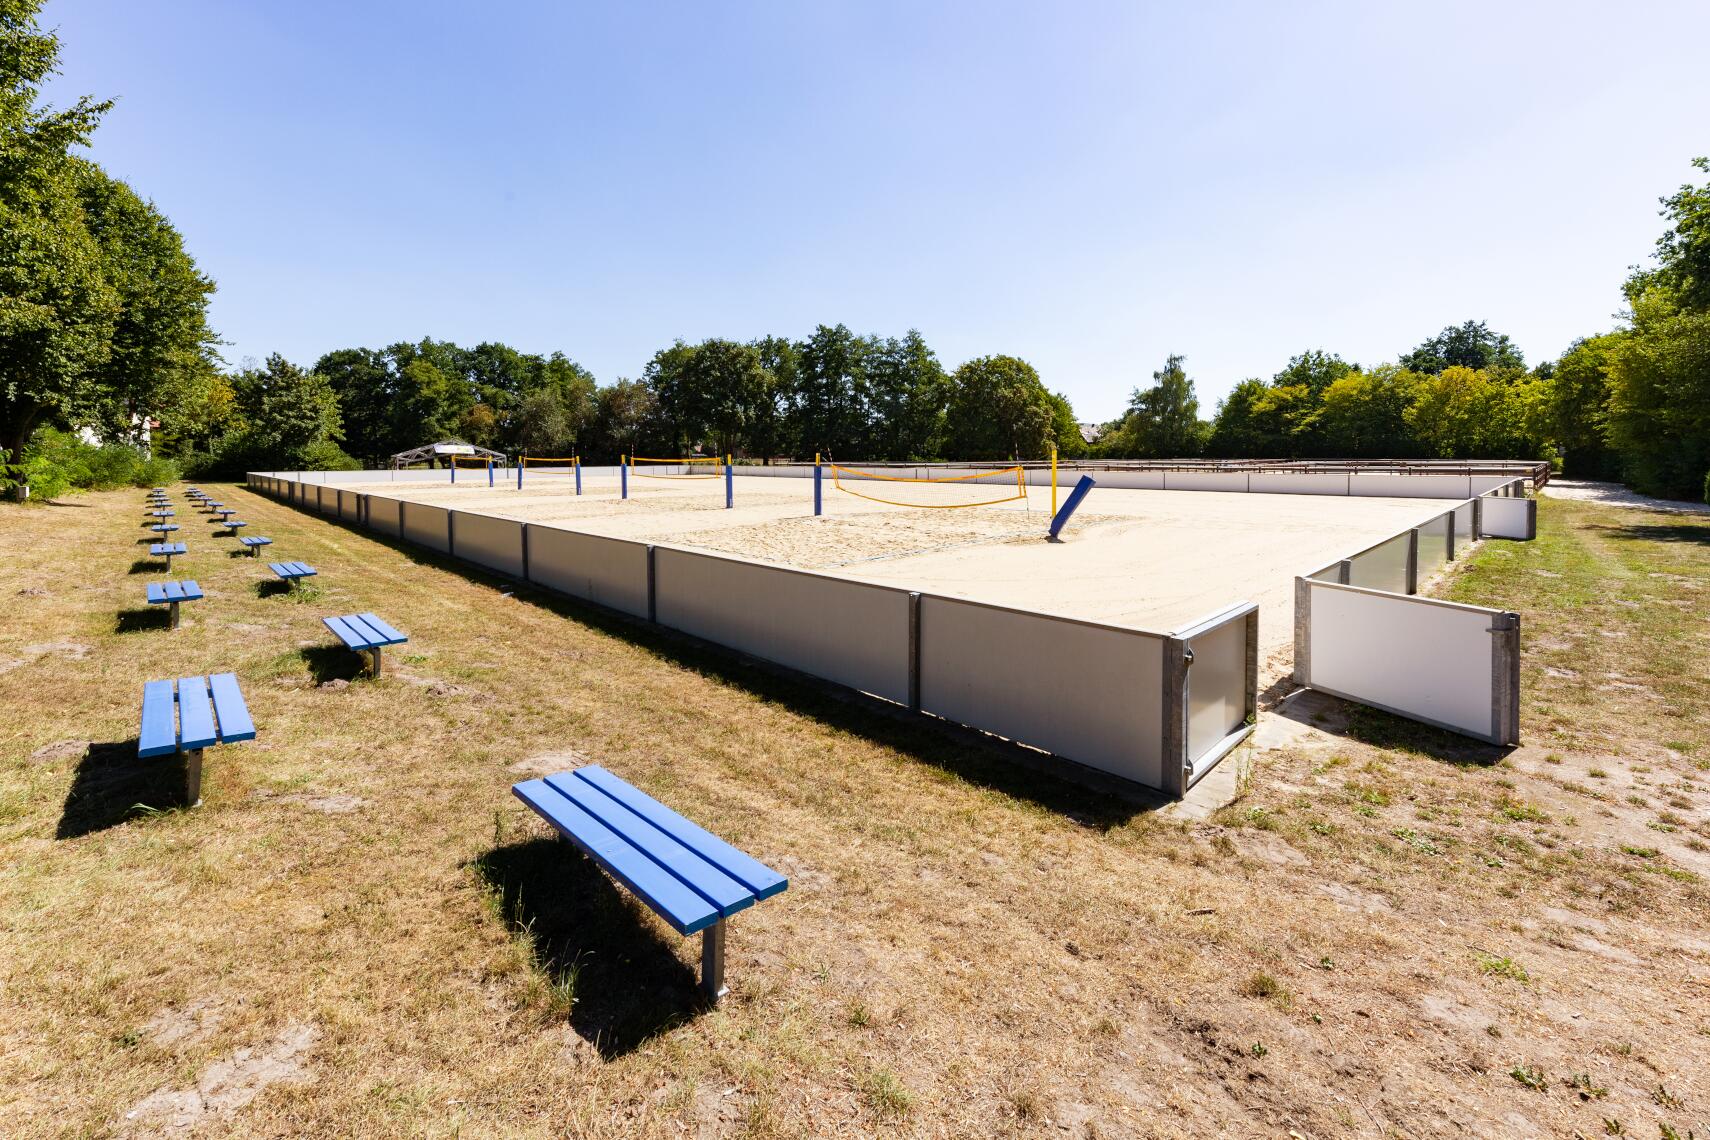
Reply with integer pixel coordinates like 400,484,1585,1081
631,456,723,480
451,455,502,468
830,464,1027,508
520,456,577,466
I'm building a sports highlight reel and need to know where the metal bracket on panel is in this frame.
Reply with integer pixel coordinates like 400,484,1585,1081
1292,577,1312,685
646,545,657,623
520,523,531,583
907,591,921,712
1161,637,1193,799
1406,529,1419,594
447,510,456,557
1472,496,1483,540
1489,610,1522,746
1337,559,1352,585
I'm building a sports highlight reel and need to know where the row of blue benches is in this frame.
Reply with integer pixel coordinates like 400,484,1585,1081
142,484,783,999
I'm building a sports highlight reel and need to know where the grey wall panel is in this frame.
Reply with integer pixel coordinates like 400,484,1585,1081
1249,472,1351,496
366,495,402,536
339,489,362,522
1479,496,1536,540
401,502,451,552
1185,613,1248,763
525,526,650,618
1164,471,1249,492
451,511,525,577
1305,581,1514,742
918,597,1166,787
1349,473,1473,499
653,547,912,705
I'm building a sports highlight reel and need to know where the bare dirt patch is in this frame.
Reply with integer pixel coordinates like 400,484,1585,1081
119,1023,316,1136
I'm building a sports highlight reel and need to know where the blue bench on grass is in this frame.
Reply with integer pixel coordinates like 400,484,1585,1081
138,673,255,805
238,535,273,556
321,612,406,676
150,523,180,535
145,579,204,629
206,502,225,514
268,560,316,589
148,509,175,519
219,519,248,536
513,766,787,1001
149,541,187,569
214,508,236,522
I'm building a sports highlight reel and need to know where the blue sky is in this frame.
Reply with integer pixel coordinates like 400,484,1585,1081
43,1,1710,421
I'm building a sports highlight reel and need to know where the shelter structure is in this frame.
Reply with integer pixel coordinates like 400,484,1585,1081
389,440,507,469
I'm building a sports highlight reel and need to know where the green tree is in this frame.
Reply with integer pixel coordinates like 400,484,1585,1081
590,377,660,460
1605,292,1710,499
1403,366,1548,459
1631,156,1710,312
865,330,947,460
793,324,871,457
1314,366,1422,458
1272,349,1356,395
1109,354,1205,457
944,355,1056,460
1547,334,1624,478
226,354,347,470
313,347,396,464
1401,320,1525,374
748,335,799,460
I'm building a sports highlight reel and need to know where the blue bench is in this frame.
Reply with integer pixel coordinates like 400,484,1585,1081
145,579,204,629
138,673,255,805
148,509,175,519
238,535,273,556
219,519,248,536
149,541,187,569
321,612,406,676
512,765,787,1001
268,560,316,590
150,523,180,535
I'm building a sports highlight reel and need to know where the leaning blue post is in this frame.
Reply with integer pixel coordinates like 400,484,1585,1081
621,456,628,499
725,454,733,508
574,456,582,496
814,453,823,516
1047,475,1096,541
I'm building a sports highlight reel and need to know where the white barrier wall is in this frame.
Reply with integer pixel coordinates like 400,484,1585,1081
245,472,1259,798
367,495,402,536
1249,472,1350,496
653,547,913,705
1347,532,1411,594
1479,496,1537,540
401,502,451,553
524,526,651,619
1349,473,1475,499
451,511,525,578
1297,581,1519,744
339,490,361,523
918,597,1168,787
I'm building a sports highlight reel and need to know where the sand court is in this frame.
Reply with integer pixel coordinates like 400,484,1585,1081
335,472,1449,672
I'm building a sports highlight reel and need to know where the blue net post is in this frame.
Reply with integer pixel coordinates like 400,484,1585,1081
621,457,628,499
450,461,456,484
574,457,582,496
487,460,494,488
516,458,523,490
725,455,733,508
1047,475,1096,541
814,453,823,516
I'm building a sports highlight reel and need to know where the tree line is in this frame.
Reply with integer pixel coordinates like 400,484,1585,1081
3,0,1705,502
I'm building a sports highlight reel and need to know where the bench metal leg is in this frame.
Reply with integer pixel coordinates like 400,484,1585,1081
368,647,383,677
168,600,181,630
700,919,728,1002
183,747,204,806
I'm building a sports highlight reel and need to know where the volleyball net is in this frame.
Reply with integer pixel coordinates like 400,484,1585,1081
520,455,578,471
630,455,724,480
451,454,507,469
829,463,1029,509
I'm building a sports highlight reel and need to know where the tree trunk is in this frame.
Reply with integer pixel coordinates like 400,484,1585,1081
2,406,40,502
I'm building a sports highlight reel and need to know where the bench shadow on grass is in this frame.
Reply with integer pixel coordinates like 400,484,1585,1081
259,496,1158,829
471,836,702,1058
297,644,364,685
128,558,164,575
114,607,166,634
57,742,192,838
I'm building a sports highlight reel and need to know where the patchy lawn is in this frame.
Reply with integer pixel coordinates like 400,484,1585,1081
0,486,1705,1138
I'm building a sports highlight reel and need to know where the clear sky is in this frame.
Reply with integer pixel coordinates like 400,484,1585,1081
41,0,1710,421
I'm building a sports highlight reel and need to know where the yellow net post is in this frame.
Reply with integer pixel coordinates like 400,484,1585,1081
1051,445,1058,515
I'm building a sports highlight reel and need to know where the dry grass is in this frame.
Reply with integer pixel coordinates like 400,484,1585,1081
1,486,1707,1137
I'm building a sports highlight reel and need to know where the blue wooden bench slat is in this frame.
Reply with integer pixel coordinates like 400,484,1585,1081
352,612,407,646
138,679,178,758
208,672,256,743
149,542,188,556
575,765,788,900
239,536,272,547
146,581,203,604
512,778,722,936
322,615,364,648
176,675,218,751
340,614,386,646
543,770,755,918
